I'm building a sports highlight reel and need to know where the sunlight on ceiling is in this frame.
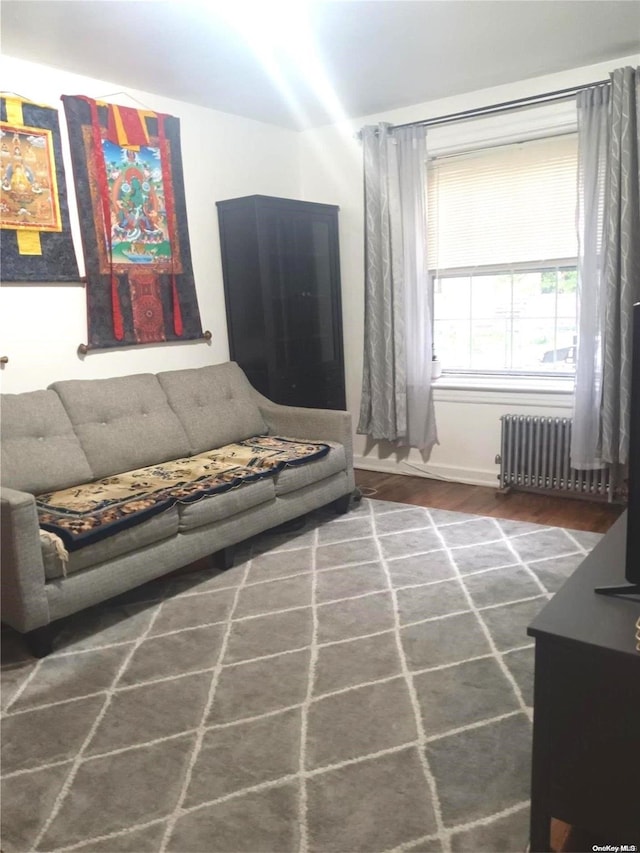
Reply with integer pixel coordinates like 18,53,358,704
211,0,352,129
3,1,638,130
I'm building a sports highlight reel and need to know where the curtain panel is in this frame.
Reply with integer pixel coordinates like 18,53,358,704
601,66,640,465
571,84,610,469
357,123,438,454
572,66,640,469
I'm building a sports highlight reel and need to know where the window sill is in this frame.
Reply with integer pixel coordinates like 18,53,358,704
432,374,574,394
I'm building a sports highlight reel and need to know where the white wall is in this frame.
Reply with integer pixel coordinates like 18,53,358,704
298,53,640,486
0,56,300,393
3,52,639,487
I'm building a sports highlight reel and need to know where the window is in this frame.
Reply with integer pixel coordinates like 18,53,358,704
428,134,578,376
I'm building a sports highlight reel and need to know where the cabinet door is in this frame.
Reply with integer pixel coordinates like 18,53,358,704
264,208,343,376
275,363,346,410
218,203,269,396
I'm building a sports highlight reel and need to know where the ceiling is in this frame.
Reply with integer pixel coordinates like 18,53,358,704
2,1,639,130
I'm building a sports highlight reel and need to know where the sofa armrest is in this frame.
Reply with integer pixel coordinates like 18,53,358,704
1,486,49,633
256,400,354,469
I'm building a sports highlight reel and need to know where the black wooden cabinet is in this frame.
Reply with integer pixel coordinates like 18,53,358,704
216,195,346,410
527,513,640,851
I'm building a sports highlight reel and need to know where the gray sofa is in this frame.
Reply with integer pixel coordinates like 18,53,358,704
0,362,354,656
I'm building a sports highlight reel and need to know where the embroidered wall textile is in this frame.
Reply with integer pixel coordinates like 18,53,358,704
0,96,79,281
61,95,203,349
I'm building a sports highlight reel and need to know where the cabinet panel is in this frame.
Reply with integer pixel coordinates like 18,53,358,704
273,364,345,410
217,195,346,410
217,202,267,378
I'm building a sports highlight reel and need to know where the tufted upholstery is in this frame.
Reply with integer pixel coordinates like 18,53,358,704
49,374,191,480
0,390,94,494
157,362,267,455
0,361,354,641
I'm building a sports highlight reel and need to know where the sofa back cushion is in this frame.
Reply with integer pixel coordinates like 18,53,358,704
157,363,267,454
1,390,94,494
50,373,191,479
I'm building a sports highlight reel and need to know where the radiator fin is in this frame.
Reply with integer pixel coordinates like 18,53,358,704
498,415,611,498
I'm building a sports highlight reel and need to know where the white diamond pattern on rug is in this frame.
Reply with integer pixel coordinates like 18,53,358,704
438,517,503,548
396,578,469,624
315,561,388,602
39,734,197,851
425,714,533,827
414,657,520,737
234,574,313,618
306,677,418,769
184,708,303,806
462,565,544,609
86,673,211,756
0,498,599,853
207,649,311,725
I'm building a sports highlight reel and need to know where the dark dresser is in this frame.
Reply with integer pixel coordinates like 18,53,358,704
527,512,640,851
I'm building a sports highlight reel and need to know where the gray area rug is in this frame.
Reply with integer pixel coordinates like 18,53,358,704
1,498,602,853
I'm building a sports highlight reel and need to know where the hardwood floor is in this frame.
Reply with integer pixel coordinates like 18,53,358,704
354,468,623,533
355,468,624,852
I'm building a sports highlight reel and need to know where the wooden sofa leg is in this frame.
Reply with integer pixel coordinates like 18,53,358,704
25,625,54,658
332,493,352,515
212,546,235,571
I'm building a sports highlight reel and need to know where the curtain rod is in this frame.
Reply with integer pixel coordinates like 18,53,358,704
385,79,610,133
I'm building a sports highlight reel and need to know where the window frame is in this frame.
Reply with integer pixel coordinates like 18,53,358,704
427,124,581,383
430,258,579,380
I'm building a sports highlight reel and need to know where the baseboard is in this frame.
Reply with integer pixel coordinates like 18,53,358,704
354,456,499,488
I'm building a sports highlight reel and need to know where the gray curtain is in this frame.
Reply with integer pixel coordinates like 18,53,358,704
571,85,610,468
572,66,640,468
601,66,640,465
357,123,438,454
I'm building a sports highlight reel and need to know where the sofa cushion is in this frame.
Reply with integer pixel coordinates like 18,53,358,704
50,373,191,479
0,390,94,494
273,442,347,496
157,363,267,454
41,507,180,580
177,478,275,532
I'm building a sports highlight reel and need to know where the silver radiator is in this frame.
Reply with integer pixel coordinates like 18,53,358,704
497,415,611,498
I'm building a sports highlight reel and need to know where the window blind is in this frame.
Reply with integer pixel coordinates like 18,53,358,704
427,134,578,271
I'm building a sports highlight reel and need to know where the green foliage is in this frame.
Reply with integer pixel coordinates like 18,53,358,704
540,269,577,294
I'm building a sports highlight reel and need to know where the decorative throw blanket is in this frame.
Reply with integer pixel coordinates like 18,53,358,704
37,436,329,553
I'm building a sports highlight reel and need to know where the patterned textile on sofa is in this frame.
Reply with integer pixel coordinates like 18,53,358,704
37,436,329,553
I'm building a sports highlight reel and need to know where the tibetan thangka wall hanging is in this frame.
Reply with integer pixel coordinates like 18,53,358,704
0,96,79,281
61,95,203,349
